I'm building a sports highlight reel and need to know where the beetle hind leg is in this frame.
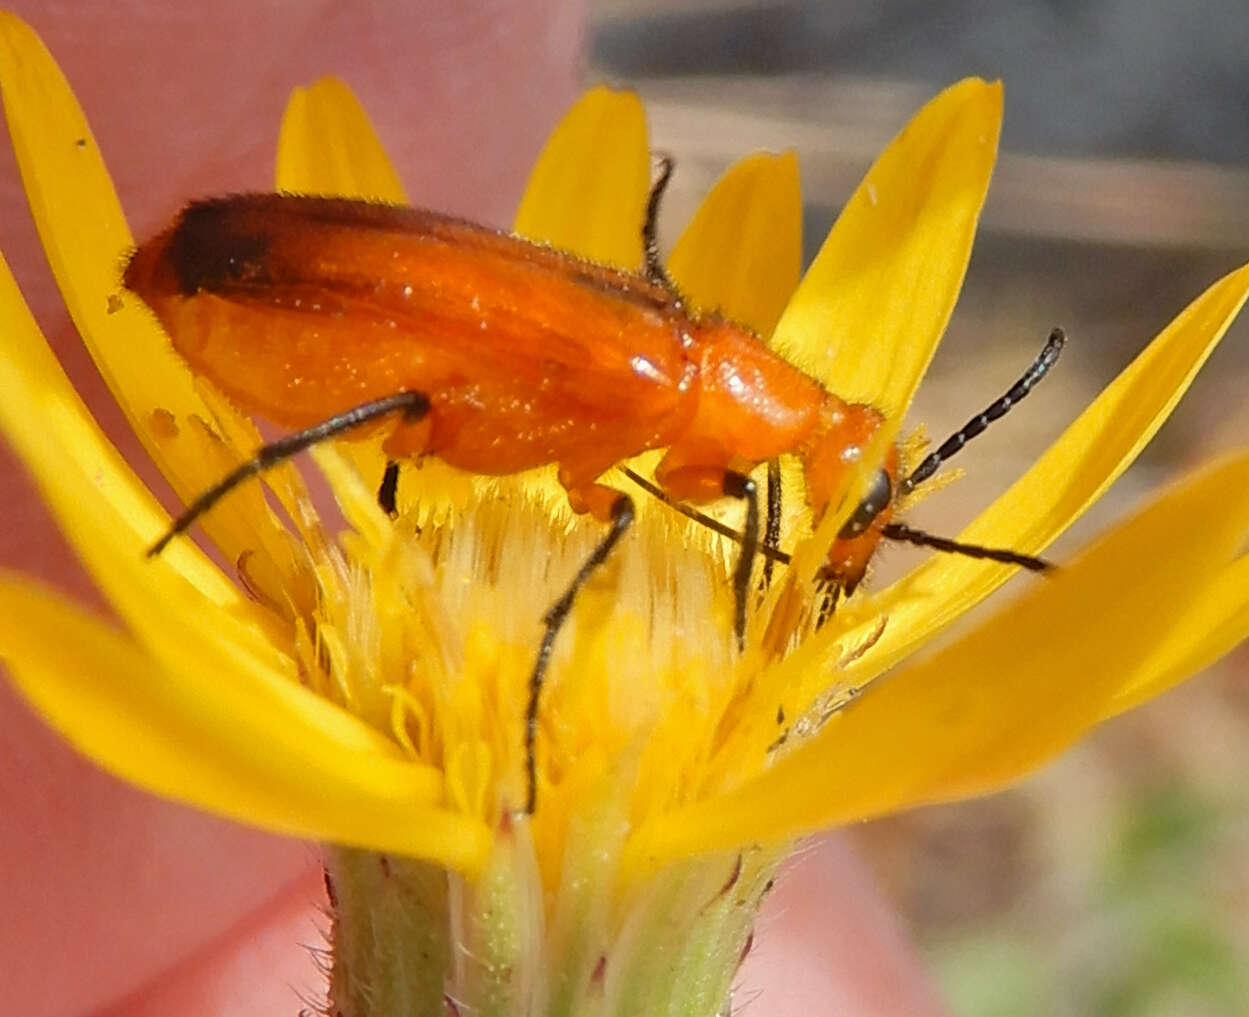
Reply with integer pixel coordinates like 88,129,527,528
374,408,439,517
148,390,430,556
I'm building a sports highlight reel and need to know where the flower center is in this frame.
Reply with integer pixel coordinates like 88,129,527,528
303,475,751,826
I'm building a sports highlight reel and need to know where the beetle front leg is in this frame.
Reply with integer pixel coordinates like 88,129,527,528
656,464,759,647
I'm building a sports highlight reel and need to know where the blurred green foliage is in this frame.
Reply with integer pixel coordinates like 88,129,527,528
934,786,1247,1017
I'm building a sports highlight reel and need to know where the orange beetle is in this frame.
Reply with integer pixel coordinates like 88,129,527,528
125,167,1060,810
125,193,903,575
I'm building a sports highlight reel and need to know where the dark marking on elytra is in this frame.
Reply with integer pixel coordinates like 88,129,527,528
169,198,275,295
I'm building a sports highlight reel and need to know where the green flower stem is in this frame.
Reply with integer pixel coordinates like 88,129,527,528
608,850,779,1017
326,847,452,1017
544,773,633,1017
324,821,782,1017
451,814,546,1017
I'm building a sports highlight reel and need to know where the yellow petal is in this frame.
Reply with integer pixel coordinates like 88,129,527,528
0,12,222,463
0,319,474,870
0,13,303,588
771,78,1001,424
512,86,650,267
627,451,1249,869
276,76,407,201
0,245,314,690
667,151,802,336
1103,551,1249,718
0,576,491,874
0,249,240,606
811,261,1249,703
311,442,394,551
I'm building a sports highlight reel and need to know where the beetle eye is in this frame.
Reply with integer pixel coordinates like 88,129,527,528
838,468,893,539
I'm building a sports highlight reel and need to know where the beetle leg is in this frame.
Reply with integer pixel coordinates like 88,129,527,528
763,459,782,588
377,460,401,517
562,478,629,523
148,391,429,556
643,154,682,297
525,492,634,813
656,463,759,647
720,471,759,647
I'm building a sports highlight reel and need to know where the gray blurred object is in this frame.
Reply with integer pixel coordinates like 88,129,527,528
594,0,1249,163
592,0,1249,261
588,0,1249,504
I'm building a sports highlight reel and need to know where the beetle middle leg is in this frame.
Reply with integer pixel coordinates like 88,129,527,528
525,485,634,813
643,154,681,297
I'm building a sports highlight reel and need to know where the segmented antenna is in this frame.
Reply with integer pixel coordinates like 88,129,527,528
882,521,1052,572
621,330,1069,586
903,327,1066,494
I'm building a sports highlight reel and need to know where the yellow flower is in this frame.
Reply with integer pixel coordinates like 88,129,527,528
3,12,1249,1017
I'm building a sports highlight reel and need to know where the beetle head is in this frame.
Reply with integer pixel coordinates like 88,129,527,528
801,397,898,594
